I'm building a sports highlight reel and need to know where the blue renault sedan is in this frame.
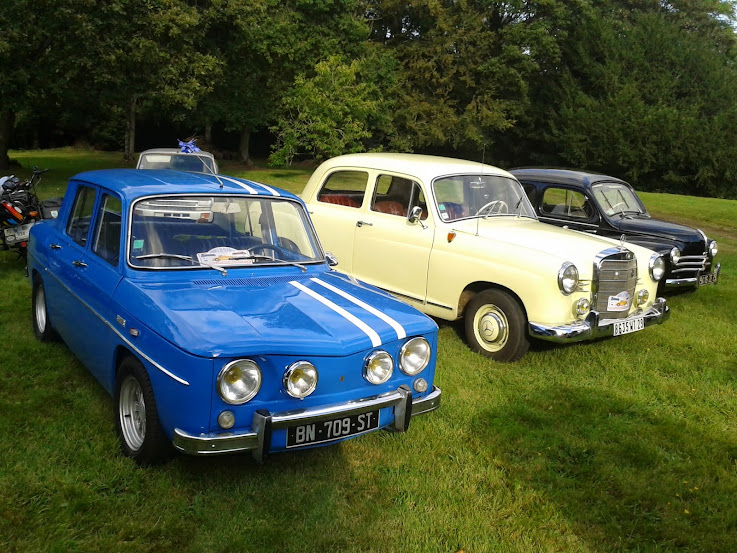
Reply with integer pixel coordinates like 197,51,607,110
27,169,441,464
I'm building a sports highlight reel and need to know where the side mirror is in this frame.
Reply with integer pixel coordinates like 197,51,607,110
325,252,339,267
408,205,423,224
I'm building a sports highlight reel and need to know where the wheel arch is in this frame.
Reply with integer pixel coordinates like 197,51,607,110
458,281,529,324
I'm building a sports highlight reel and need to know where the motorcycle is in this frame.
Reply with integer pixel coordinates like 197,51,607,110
0,167,59,256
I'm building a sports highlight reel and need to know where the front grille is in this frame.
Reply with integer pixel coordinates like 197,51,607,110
671,254,708,277
594,249,638,320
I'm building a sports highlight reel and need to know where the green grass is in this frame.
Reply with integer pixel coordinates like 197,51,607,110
1,150,736,552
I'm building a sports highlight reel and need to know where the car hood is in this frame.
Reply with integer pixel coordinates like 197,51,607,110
610,215,706,250
116,271,436,358
451,217,625,267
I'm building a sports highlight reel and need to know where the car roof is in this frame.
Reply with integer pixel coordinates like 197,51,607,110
139,148,215,158
510,168,630,189
317,153,516,182
71,169,300,202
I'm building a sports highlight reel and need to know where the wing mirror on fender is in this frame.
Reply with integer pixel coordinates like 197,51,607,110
325,252,339,267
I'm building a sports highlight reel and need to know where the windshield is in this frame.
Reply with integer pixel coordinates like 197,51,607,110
592,182,646,216
128,195,323,269
432,174,535,222
138,153,216,173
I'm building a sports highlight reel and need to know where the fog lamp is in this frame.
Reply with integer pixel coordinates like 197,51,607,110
636,289,649,306
413,377,428,393
217,410,235,429
575,298,591,317
283,361,318,398
364,351,393,385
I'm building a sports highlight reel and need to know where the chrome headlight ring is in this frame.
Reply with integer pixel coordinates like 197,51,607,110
399,337,431,376
217,359,262,405
649,254,665,282
283,361,319,399
557,262,579,295
364,350,394,385
669,247,680,266
708,239,718,258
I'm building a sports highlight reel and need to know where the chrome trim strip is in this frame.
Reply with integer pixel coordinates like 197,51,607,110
539,216,599,228
42,268,190,386
290,280,382,347
528,297,669,343
664,277,698,287
172,386,441,457
311,277,407,340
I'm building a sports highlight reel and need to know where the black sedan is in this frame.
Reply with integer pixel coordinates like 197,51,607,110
512,168,720,290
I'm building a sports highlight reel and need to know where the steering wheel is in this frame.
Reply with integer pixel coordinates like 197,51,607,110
246,244,283,256
475,200,508,218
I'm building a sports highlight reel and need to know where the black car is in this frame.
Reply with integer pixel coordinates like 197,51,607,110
512,168,720,290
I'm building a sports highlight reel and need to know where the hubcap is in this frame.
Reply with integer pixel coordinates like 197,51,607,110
474,305,509,352
35,286,47,333
119,375,146,451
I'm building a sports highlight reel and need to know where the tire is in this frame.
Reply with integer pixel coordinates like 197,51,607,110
114,356,172,465
32,276,58,342
464,289,530,362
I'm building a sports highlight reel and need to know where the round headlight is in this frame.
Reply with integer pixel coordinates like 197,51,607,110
217,360,262,405
557,262,579,295
364,350,393,384
708,239,718,258
649,254,665,282
669,247,680,265
399,337,431,375
283,361,318,398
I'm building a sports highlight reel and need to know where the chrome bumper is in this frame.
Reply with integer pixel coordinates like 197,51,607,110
665,262,720,288
529,297,669,343
172,385,441,462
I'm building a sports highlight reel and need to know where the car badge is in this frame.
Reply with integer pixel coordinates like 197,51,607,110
619,234,627,250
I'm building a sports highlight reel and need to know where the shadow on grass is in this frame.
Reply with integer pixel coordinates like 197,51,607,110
472,384,737,552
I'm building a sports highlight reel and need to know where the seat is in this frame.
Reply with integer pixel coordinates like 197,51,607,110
374,200,406,216
319,194,360,208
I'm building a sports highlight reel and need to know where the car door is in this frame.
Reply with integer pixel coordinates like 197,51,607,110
308,169,370,272
351,174,433,303
51,184,124,386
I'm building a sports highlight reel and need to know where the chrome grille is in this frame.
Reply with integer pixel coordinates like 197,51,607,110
594,249,638,320
671,254,708,276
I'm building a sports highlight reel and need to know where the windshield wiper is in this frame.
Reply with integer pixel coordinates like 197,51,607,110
235,253,307,272
135,252,228,275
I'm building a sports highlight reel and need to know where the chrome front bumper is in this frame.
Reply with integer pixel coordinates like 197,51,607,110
528,297,669,343
172,385,441,462
665,262,720,288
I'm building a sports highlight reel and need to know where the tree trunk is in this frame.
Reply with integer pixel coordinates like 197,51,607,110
0,110,15,170
124,97,137,162
239,125,254,167
204,121,213,144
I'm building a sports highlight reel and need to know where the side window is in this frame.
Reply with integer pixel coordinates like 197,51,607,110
66,186,97,247
540,188,592,219
316,171,368,209
91,194,122,265
371,175,417,217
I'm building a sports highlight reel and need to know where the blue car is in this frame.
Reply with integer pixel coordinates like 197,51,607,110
27,169,441,464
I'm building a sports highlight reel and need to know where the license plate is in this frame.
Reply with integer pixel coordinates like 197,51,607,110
4,222,33,244
613,316,645,336
698,273,718,286
286,410,380,448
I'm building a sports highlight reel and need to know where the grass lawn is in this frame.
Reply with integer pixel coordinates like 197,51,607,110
1,149,736,552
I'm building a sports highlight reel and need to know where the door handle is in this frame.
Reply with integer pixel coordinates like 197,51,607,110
50,243,61,250
72,260,87,268
356,220,373,228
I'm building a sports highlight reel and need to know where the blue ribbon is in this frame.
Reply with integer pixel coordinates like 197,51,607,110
178,139,201,154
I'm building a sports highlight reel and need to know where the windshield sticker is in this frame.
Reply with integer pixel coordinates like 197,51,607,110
197,247,256,266
133,239,144,252
607,291,631,312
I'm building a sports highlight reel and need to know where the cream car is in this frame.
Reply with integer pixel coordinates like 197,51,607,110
301,153,670,362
